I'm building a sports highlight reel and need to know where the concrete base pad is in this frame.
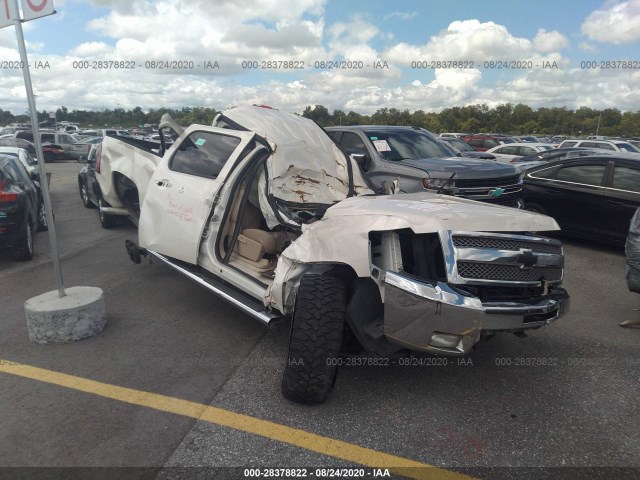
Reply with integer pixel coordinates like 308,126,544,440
25,286,106,344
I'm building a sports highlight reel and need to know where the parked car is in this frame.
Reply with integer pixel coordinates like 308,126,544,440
0,147,38,177
626,207,640,294
558,139,640,153
326,125,523,207
95,106,569,404
77,129,132,139
440,137,497,160
76,137,104,161
486,143,555,163
0,154,46,260
144,132,176,145
515,147,609,164
0,136,68,163
461,134,516,151
0,137,36,155
59,124,80,134
510,148,610,172
41,143,67,163
78,142,127,228
0,126,30,136
523,154,640,244
13,130,89,160
438,132,467,139
516,136,542,143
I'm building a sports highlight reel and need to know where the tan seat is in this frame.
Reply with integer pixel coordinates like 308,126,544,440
239,229,277,259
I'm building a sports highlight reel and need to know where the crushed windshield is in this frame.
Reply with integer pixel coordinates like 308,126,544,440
366,130,456,161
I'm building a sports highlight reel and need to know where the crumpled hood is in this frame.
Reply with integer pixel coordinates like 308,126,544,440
218,106,373,206
399,157,518,179
323,192,559,233
279,191,559,280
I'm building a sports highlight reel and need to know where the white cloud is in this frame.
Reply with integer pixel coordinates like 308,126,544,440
534,29,569,52
581,0,640,44
329,16,380,45
386,20,533,64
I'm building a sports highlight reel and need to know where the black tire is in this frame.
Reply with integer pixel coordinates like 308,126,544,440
14,221,34,261
43,151,55,163
524,202,547,215
281,274,346,404
79,180,95,208
98,199,117,229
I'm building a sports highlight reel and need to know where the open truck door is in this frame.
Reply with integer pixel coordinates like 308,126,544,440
139,127,255,264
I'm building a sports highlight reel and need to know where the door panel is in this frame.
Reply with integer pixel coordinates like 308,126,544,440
605,164,640,241
139,127,255,264
546,163,608,237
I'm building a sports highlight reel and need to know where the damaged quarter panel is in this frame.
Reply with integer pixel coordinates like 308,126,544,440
97,136,161,209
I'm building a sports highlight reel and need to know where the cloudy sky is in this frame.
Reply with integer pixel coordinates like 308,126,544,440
1,0,640,115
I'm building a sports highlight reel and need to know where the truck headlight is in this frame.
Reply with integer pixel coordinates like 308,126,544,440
423,178,454,189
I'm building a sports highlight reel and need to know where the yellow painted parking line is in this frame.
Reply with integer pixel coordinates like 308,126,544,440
0,359,475,480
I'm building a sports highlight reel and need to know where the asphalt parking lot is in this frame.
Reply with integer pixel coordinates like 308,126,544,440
1,162,639,480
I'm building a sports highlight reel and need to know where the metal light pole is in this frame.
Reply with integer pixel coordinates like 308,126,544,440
10,0,65,297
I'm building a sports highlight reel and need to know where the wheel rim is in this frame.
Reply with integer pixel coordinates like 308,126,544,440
39,202,47,227
81,185,89,205
26,224,33,254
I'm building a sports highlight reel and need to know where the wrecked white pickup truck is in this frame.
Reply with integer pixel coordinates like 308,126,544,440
95,105,569,404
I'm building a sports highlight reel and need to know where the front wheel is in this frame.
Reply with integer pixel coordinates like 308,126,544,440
281,274,346,404
14,221,34,261
80,180,95,209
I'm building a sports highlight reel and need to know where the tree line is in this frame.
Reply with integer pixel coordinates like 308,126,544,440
301,104,640,137
2,103,639,137
0,106,219,131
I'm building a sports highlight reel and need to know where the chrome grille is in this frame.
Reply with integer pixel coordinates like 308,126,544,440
457,262,563,282
452,236,562,255
456,176,521,188
440,230,565,286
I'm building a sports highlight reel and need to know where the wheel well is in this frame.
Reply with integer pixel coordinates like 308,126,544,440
113,172,140,208
321,264,402,356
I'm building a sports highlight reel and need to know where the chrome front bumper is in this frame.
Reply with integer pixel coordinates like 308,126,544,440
383,271,570,356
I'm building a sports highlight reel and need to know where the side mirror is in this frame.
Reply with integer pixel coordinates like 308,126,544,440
30,171,40,183
78,155,88,163
384,178,400,195
390,178,400,195
349,153,366,167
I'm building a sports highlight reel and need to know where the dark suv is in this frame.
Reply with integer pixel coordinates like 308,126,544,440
325,126,523,207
